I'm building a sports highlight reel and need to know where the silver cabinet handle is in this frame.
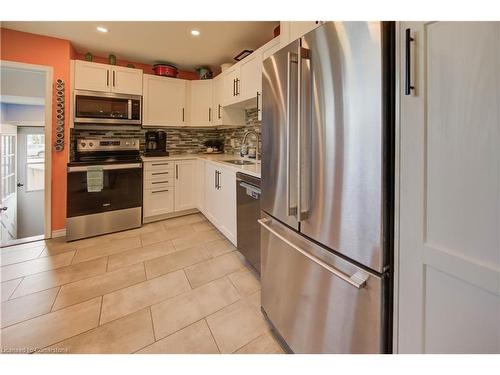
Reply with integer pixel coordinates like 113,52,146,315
258,218,368,289
175,164,179,179
151,180,169,184
113,70,116,87
151,171,170,176
151,162,170,166
106,70,110,87
151,189,169,194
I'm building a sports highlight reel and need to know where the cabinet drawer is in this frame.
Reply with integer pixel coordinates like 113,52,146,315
145,168,174,180
144,161,174,171
143,187,174,218
144,178,174,190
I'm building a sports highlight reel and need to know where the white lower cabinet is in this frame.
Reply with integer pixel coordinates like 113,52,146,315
203,161,237,246
143,158,237,246
143,187,174,218
173,160,197,211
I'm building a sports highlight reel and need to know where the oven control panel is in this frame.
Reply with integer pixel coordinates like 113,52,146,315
77,138,140,152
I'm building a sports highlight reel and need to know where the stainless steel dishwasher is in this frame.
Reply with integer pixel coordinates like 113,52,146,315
236,172,261,273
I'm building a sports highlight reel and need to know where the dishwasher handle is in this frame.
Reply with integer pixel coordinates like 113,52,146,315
239,181,261,199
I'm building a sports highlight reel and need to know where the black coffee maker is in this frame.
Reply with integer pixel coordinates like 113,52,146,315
144,130,168,156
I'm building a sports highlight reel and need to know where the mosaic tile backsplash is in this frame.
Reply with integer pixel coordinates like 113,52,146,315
70,108,261,160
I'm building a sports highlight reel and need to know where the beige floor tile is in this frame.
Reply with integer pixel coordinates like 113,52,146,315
140,225,193,247
203,238,236,258
228,269,260,296
206,299,270,353
151,277,240,340
1,245,45,266
1,251,75,282
72,236,141,264
171,232,206,251
184,252,246,288
0,297,101,353
1,288,59,328
244,290,262,311
107,241,176,271
42,236,110,257
137,319,219,354
144,244,211,279
43,309,154,354
163,214,205,229
100,270,190,324
1,278,22,302
191,221,215,233
11,257,107,299
0,240,46,252
235,333,285,354
52,263,146,311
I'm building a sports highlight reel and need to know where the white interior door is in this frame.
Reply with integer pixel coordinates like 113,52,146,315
1,124,17,245
398,21,500,353
16,126,45,239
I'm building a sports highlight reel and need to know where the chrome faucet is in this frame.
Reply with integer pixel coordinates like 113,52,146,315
241,130,260,162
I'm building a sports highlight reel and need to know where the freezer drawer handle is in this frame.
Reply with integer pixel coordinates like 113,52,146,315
258,218,369,289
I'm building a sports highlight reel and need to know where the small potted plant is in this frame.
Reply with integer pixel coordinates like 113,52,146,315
204,139,215,153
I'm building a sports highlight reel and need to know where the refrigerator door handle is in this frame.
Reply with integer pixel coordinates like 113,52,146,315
286,51,298,217
258,218,369,289
297,44,310,221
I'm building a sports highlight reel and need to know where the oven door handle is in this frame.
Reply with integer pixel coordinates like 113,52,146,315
68,163,142,172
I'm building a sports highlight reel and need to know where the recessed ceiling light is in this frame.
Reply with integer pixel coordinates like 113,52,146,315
191,30,200,36
96,26,108,33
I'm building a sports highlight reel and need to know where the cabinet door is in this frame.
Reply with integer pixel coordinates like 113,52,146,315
189,80,213,127
143,188,174,218
398,22,500,353
111,66,143,95
213,75,245,126
212,75,223,126
216,166,237,246
174,160,197,211
203,162,220,225
281,21,322,46
143,74,187,127
239,51,262,102
74,60,110,92
223,67,238,106
197,160,206,213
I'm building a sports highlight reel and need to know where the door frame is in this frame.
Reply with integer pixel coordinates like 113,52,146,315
1,60,53,240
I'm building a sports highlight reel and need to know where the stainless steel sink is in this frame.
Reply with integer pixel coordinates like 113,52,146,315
223,160,255,165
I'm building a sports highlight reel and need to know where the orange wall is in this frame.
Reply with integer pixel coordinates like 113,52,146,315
73,52,199,80
1,28,72,232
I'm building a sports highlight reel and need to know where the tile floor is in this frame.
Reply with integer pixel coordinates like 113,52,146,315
0,213,285,354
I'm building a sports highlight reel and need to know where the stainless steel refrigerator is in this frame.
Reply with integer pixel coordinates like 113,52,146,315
260,21,395,353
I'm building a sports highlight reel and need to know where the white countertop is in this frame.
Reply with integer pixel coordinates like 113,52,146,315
141,153,261,178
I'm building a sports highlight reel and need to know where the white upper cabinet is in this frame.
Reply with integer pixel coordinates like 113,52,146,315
74,60,142,95
111,65,143,95
142,74,187,127
189,80,213,127
238,51,262,102
212,74,245,126
280,21,323,46
223,66,239,106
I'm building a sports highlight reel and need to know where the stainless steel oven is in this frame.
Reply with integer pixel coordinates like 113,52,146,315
66,138,143,241
73,90,142,125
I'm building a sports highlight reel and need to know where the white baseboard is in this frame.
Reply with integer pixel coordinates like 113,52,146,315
51,228,66,238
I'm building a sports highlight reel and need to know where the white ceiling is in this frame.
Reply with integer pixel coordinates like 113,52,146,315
1,21,279,71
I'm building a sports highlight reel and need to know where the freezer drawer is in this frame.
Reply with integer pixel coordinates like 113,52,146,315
260,213,384,353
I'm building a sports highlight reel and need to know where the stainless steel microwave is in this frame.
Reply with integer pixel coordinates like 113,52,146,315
73,90,142,125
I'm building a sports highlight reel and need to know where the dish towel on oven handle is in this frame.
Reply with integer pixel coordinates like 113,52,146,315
87,166,104,192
